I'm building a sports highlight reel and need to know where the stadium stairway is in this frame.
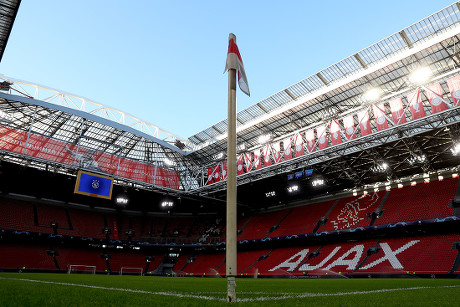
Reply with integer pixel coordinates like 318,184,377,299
236,216,252,237
210,257,226,276
292,246,323,273
312,199,339,233
449,175,460,216
35,204,73,235
352,241,382,273
268,199,336,238
318,191,386,232
237,209,294,241
176,253,226,276
449,242,460,274
238,250,273,275
174,255,191,274
262,209,293,239
369,191,390,226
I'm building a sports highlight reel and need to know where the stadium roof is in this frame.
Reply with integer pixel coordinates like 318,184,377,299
189,2,460,152
188,2,460,202
2,2,460,210
0,0,20,63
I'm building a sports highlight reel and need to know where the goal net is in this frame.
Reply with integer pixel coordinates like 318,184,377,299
120,267,143,276
67,264,97,274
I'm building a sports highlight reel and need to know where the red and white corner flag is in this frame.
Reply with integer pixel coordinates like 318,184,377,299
224,33,250,96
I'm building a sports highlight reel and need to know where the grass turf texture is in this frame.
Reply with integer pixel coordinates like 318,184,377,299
0,273,459,306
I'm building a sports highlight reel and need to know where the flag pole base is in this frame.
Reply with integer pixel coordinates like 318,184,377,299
226,276,236,302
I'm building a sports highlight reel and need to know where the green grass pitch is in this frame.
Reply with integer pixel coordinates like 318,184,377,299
0,273,459,306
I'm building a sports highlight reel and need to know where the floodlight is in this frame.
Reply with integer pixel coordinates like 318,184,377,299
258,134,271,144
116,194,129,206
237,143,246,152
161,200,174,208
371,161,389,173
312,179,324,187
363,88,382,102
164,158,174,166
287,185,299,193
214,152,224,160
408,67,432,84
450,143,460,155
407,154,426,165
265,191,276,197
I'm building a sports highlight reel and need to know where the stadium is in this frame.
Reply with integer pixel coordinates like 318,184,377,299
0,0,459,305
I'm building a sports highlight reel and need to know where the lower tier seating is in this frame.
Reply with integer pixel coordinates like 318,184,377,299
173,234,460,276
2,234,458,276
0,243,162,273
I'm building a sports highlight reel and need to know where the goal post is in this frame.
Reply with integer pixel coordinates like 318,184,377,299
67,264,96,274
120,267,143,276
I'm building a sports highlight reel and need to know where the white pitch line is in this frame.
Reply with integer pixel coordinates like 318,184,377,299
236,285,460,302
1,277,459,303
0,277,225,302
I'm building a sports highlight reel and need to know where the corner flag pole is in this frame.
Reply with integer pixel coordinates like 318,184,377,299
224,32,249,303
226,33,238,303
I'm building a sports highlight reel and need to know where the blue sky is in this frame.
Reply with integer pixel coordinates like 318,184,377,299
0,0,455,139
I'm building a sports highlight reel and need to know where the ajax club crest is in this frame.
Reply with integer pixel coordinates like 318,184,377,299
91,179,100,190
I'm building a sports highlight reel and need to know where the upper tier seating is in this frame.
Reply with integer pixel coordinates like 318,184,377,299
374,177,457,225
237,209,291,241
0,198,37,232
68,208,107,239
319,191,386,231
268,200,335,237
